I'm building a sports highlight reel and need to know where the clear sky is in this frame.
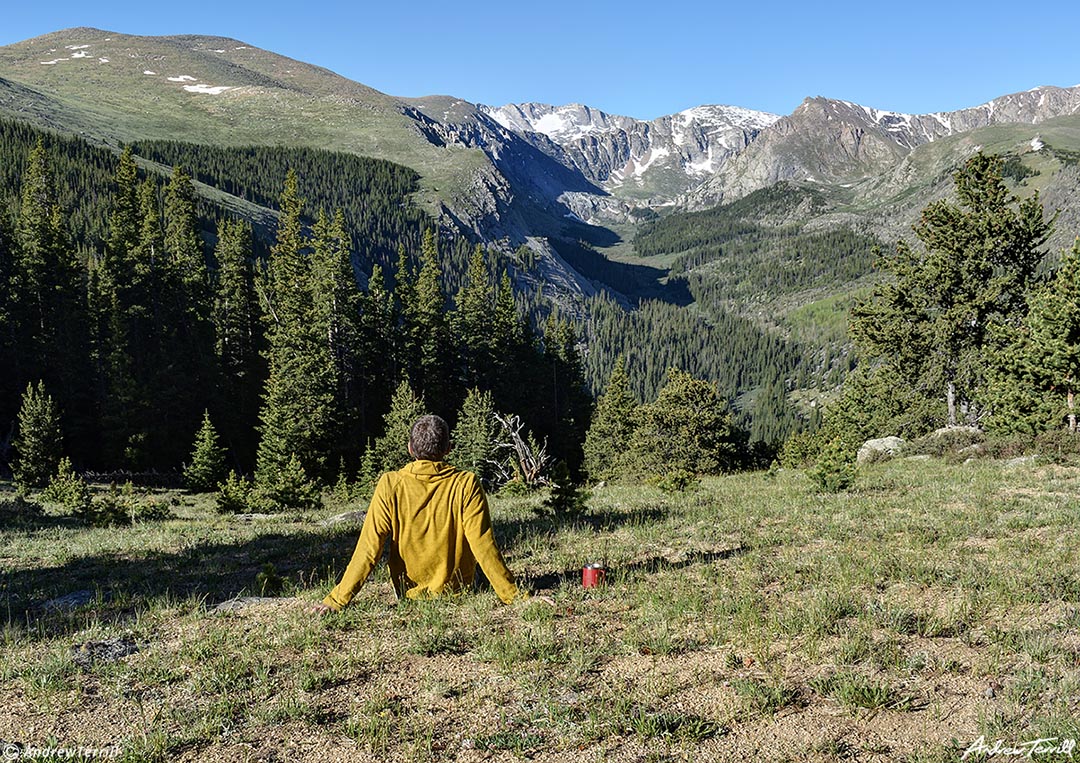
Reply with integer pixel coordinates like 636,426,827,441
3,0,1080,121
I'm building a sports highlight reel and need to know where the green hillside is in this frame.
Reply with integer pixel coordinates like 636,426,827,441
0,28,488,218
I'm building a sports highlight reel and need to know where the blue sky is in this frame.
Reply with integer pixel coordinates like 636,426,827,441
3,0,1080,120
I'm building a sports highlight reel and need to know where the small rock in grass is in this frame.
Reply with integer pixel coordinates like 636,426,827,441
319,510,366,527
42,590,96,612
71,635,139,668
211,596,284,613
1004,456,1037,468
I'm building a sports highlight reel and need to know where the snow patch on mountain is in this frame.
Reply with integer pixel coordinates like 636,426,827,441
533,110,603,140
183,84,232,95
168,75,197,82
633,146,671,177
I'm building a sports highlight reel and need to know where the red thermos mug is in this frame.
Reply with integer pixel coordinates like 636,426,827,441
582,563,606,588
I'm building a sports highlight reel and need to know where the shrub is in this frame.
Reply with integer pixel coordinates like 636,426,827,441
40,457,92,514
538,461,589,519
648,469,700,493
11,381,63,491
496,479,533,497
808,438,856,493
216,471,253,514
254,454,320,512
134,498,174,522
77,484,135,527
907,427,984,458
184,411,228,492
255,563,284,596
76,483,172,526
1033,429,1080,463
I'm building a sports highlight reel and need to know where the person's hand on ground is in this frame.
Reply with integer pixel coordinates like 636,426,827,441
309,603,334,616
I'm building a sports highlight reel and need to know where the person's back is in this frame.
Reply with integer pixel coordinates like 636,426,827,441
319,415,519,612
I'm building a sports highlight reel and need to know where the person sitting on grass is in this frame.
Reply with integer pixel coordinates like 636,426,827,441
312,414,522,613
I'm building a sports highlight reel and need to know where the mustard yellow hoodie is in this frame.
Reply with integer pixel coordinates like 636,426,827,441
323,460,519,609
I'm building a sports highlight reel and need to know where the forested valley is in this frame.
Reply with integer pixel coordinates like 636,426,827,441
0,119,820,508
4,117,1077,509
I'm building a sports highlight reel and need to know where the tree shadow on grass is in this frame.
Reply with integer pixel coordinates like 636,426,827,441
2,502,673,637
2,521,363,637
4,490,734,631
522,547,749,592
495,503,670,547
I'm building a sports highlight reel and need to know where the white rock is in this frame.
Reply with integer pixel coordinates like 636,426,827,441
857,436,905,464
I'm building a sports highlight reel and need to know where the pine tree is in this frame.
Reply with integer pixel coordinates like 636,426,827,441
989,240,1080,433
357,440,380,498
817,362,940,447
583,355,637,482
357,262,399,435
370,378,427,474
627,368,739,478
489,272,534,419
10,139,90,455
451,388,497,486
97,147,150,466
541,460,589,519
262,169,308,336
256,452,320,513
12,381,63,490
211,218,262,463
184,410,229,492
453,245,494,388
159,165,214,464
403,229,452,413
311,208,363,463
106,146,141,277
40,456,91,514
541,314,593,475
850,153,1052,427
808,437,856,493
255,170,337,486
164,165,209,306
0,215,13,416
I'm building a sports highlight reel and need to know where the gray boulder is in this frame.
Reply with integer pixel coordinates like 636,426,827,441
857,436,906,464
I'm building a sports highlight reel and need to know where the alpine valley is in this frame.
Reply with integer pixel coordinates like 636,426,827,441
4,26,1080,445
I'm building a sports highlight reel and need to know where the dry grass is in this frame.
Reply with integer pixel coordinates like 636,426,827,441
2,457,1079,761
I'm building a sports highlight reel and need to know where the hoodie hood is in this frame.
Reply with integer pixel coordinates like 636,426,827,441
400,460,458,483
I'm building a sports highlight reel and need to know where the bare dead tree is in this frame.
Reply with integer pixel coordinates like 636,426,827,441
486,412,551,489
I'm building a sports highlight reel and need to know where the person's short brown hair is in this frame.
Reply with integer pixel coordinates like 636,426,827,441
409,415,450,460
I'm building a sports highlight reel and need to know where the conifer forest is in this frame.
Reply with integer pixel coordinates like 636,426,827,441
2,117,1079,503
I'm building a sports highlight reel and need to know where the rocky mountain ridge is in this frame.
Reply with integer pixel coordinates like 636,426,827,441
693,85,1080,207
4,28,1080,272
480,101,780,203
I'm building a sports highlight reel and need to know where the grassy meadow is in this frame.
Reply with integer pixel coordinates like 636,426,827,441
2,455,1080,762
